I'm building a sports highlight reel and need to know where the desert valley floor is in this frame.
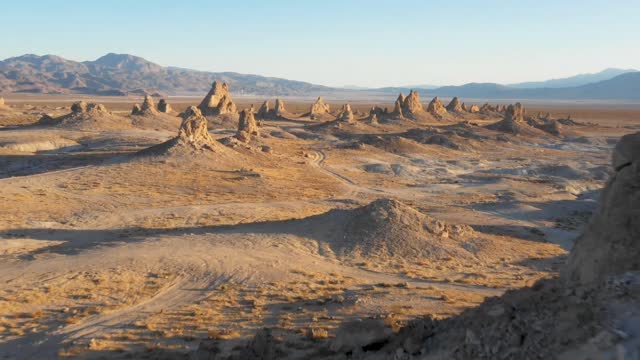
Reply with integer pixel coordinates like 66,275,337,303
0,92,638,359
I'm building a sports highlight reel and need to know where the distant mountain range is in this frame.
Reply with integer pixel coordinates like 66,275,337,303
0,53,330,96
508,68,637,89
420,72,640,100
0,53,639,100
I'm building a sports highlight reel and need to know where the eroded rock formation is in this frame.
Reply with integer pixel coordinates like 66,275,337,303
236,108,259,142
402,90,424,116
310,97,330,118
391,94,404,118
565,131,640,284
158,99,172,113
337,104,354,123
176,106,216,149
198,81,237,116
446,97,463,113
132,95,158,115
427,96,447,116
274,98,286,117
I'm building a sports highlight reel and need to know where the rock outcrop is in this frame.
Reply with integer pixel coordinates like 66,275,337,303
71,101,88,113
337,104,354,123
256,100,271,119
445,97,463,113
390,94,404,118
176,106,216,149
236,108,259,142
486,103,537,134
565,131,640,284
71,101,109,115
131,95,158,115
274,98,286,117
310,97,330,119
158,99,172,113
427,96,447,116
0,97,5,108
402,90,424,116
469,104,480,113
198,81,237,116
368,107,383,125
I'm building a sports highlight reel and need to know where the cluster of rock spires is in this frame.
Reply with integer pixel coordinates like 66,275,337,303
198,81,237,116
70,101,109,115
256,98,287,119
391,90,425,118
131,95,172,116
486,102,528,133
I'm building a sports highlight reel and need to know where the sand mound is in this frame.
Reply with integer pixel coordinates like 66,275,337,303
427,96,447,116
313,132,640,359
527,117,566,136
446,97,463,113
334,199,475,260
37,101,132,130
486,103,544,136
138,106,227,156
198,81,237,116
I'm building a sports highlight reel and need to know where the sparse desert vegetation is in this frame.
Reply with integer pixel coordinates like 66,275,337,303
1,85,638,358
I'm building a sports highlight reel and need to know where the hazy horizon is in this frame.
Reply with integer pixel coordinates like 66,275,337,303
2,0,639,88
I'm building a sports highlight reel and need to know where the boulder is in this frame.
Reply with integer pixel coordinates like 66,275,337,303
427,96,447,116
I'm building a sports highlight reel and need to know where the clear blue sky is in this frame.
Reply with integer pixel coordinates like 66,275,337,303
1,0,639,87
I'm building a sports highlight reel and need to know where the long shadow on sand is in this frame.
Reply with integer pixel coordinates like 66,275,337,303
0,152,124,179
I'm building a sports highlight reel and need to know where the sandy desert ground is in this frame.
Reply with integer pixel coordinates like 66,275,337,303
0,90,638,359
